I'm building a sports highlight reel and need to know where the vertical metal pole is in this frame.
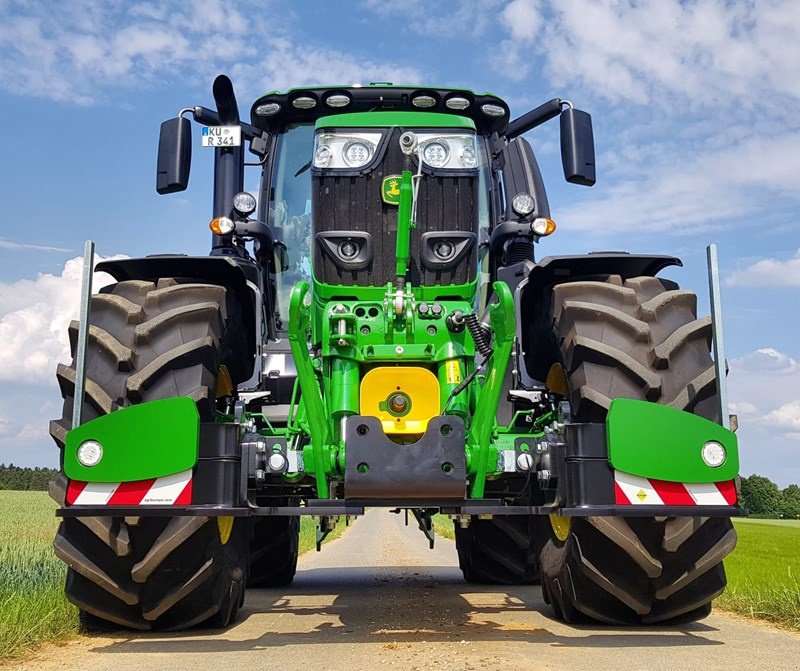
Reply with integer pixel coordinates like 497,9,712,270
707,244,729,429
72,240,95,429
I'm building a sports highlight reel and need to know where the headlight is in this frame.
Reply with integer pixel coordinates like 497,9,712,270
422,140,450,168
315,145,333,168
512,193,535,217
416,133,478,170
702,441,727,467
460,145,477,168
325,94,350,108
412,95,437,108
292,96,316,109
255,102,280,116
77,440,103,467
481,103,506,117
313,131,382,169
343,139,375,167
446,96,470,110
232,191,257,216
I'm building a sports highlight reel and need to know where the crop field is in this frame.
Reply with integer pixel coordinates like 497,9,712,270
0,491,341,660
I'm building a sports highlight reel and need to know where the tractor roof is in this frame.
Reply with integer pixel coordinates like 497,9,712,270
314,111,476,130
250,84,509,134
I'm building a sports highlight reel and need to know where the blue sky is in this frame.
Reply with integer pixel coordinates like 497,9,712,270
1,0,799,484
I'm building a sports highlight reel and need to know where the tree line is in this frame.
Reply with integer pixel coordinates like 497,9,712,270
0,464,58,491
740,475,800,518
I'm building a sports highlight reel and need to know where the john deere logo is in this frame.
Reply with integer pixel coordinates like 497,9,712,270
382,175,401,205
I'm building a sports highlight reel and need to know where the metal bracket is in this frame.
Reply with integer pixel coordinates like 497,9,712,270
707,244,730,429
72,240,95,429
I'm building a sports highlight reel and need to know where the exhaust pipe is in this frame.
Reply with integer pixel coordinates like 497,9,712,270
211,74,244,254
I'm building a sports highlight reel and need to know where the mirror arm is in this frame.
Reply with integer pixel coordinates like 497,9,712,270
502,98,565,139
190,105,263,142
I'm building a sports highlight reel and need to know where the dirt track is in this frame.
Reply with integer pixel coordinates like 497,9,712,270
10,508,800,671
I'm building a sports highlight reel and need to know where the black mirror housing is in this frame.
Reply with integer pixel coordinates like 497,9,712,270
560,108,596,186
156,117,192,194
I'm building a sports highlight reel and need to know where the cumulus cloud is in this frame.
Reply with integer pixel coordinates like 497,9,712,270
540,0,800,109
558,131,800,234
726,249,800,287
765,401,800,431
728,347,800,484
362,0,503,38
0,1,422,105
0,254,125,385
230,38,422,101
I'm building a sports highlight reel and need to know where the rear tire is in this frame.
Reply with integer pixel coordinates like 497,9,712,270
455,516,540,584
247,515,300,588
535,275,736,624
50,278,250,630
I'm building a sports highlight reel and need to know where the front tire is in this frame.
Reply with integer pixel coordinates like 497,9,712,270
50,278,250,630
535,275,737,624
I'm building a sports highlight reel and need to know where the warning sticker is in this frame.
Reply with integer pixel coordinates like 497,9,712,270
445,360,462,385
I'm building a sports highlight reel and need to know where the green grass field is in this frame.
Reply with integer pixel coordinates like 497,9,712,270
0,491,342,660
718,518,800,628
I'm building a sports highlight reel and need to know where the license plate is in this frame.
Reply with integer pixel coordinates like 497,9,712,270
201,126,241,147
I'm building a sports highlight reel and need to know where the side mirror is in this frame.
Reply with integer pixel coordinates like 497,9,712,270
560,108,596,186
156,117,192,194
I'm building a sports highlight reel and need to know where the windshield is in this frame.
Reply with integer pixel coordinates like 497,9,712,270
266,123,493,328
268,123,314,329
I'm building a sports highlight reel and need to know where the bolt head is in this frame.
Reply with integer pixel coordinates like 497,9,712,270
516,452,535,471
268,453,287,472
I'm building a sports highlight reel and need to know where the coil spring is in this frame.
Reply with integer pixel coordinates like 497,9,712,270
465,313,492,357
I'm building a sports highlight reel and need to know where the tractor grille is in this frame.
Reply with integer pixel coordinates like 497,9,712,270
312,128,479,288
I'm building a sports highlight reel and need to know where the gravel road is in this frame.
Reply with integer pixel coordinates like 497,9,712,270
10,508,800,671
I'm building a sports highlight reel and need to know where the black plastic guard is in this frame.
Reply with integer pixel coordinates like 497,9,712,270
344,416,467,500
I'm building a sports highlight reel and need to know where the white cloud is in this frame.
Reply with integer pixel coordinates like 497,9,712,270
726,249,800,287
0,255,125,385
502,0,543,42
362,0,503,38
557,128,800,234
765,401,800,431
230,38,422,101
0,239,73,253
540,0,800,109
728,347,800,483
0,2,422,105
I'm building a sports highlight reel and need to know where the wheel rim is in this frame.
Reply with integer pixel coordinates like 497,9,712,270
218,516,234,544
549,513,571,541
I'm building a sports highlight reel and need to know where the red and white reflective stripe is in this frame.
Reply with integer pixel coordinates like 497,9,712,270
614,470,737,506
66,469,193,506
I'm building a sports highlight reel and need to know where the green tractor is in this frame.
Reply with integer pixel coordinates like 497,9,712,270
50,76,741,630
